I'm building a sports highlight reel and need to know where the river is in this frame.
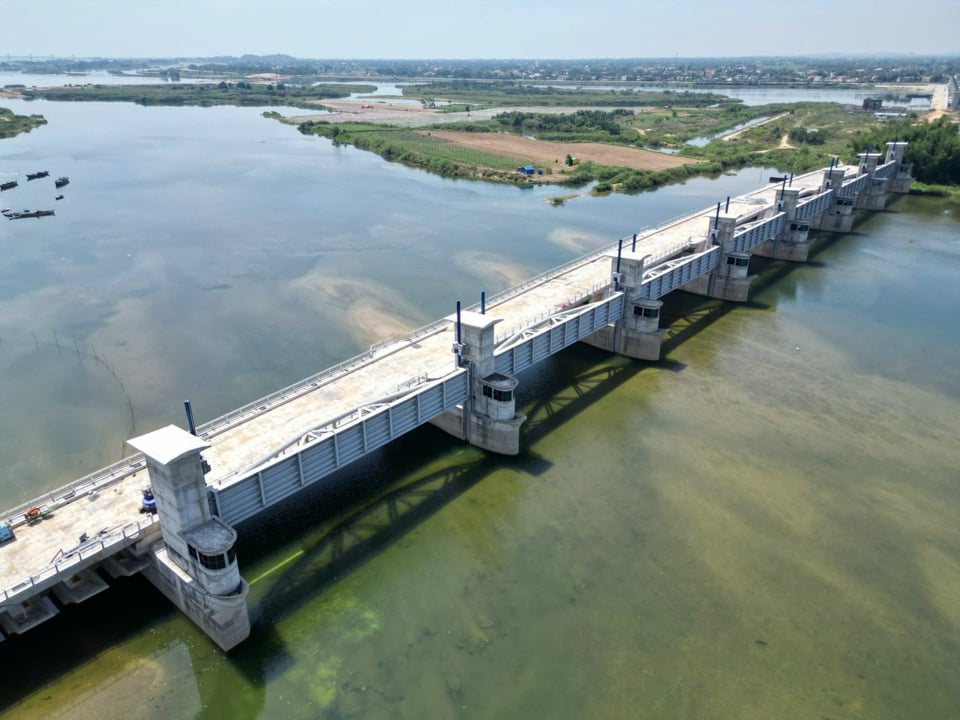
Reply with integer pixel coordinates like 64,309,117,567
0,100,957,719
3,71,933,109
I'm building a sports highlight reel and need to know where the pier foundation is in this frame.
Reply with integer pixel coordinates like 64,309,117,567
430,311,526,455
816,166,856,233
856,152,889,211
583,251,666,360
886,141,912,194
0,596,59,636
754,187,813,262
128,426,250,651
683,214,751,302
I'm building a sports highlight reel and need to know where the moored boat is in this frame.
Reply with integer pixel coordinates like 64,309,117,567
55,176,70,188
26,171,50,181
6,209,55,220
0,180,18,191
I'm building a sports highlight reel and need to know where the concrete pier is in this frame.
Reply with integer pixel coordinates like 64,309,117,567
128,426,250,651
754,187,813,262
431,310,527,455
886,141,912,194
816,165,856,232
682,214,752,302
0,147,911,648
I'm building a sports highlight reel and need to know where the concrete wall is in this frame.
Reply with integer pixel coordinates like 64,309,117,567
142,546,250,652
430,404,526,455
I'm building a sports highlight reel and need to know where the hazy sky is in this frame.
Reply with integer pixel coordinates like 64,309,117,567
2,0,957,59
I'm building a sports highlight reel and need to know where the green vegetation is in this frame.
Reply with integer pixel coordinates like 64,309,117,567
297,122,528,181
0,107,47,138
909,182,960,198
673,103,921,177
493,109,634,142
18,83,376,110
851,116,960,185
403,80,738,110
558,158,748,195
292,100,952,195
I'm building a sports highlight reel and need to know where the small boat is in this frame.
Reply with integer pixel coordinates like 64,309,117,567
55,176,70,188
26,171,50,181
0,180,18,191
7,209,55,220
55,194,64,201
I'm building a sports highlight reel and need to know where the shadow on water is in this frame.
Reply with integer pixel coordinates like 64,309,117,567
0,224,860,717
229,224,861,639
248,353,649,628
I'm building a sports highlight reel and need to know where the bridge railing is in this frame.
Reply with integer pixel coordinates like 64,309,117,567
0,514,157,605
205,204,725,437
494,280,612,344
195,331,438,440
0,181,798,528
874,160,897,180
477,204,720,318
0,456,147,531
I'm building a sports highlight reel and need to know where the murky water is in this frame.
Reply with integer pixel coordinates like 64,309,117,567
0,100,958,719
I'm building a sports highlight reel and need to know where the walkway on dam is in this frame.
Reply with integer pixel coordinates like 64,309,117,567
0,163,859,608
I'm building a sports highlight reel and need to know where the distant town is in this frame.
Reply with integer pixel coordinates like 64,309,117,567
2,54,959,86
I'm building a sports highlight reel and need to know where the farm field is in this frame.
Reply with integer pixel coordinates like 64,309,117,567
421,130,695,172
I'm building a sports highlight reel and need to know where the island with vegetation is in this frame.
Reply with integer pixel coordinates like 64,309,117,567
0,106,47,138
15,82,376,110
3,55,957,197
292,80,960,199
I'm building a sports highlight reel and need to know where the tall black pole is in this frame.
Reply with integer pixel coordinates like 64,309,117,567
480,291,486,315
184,400,197,436
456,300,462,345
615,239,623,291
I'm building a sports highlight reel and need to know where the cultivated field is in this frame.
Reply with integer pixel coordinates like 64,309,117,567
420,130,695,172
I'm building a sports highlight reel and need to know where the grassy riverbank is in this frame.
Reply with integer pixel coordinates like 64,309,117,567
297,121,529,182
16,83,376,109
403,80,739,110
294,100,917,195
0,107,47,138
910,182,960,198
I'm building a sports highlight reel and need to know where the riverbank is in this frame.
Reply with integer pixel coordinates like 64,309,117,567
0,106,46,138
0,91,957,718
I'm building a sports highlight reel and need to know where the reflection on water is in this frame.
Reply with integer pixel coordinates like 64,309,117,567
0,100,958,719
534,83,934,108
0,97,784,507
686,115,771,147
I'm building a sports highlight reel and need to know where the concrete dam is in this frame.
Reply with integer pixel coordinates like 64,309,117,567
0,142,912,650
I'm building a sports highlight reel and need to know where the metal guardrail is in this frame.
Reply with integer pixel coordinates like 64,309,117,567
874,160,897,180
1,457,146,531
0,168,836,540
0,514,157,605
494,280,611,344
794,189,834,222
471,204,719,317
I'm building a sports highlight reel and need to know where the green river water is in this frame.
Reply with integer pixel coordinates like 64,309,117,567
0,100,958,719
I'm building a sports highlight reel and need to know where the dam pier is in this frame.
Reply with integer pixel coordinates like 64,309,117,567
0,142,911,650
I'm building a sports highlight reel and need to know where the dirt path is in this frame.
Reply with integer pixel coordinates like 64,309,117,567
722,112,790,142
288,99,654,129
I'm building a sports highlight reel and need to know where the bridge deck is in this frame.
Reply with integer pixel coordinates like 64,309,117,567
0,165,855,603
